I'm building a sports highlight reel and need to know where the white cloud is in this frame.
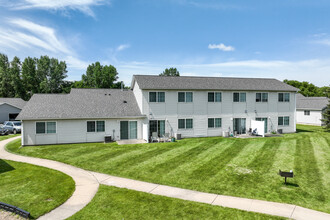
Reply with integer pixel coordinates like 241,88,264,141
0,18,88,75
116,44,130,52
5,0,108,17
208,43,235,51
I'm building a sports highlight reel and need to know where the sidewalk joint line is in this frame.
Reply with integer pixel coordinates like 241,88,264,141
149,185,159,193
290,205,297,218
211,195,218,205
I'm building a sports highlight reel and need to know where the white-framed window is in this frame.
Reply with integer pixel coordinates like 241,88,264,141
208,92,222,102
36,122,56,134
87,121,105,132
278,116,290,126
256,93,268,102
178,118,193,129
233,92,246,102
304,110,310,116
208,118,222,128
149,92,165,103
178,92,193,102
278,93,290,102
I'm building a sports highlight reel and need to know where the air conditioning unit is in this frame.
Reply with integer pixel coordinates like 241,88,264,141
104,135,112,143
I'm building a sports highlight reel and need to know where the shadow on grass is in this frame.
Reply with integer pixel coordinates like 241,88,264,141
283,182,299,187
0,159,15,174
295,128,313,133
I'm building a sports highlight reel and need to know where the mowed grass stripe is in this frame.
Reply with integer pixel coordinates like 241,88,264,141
294,135,326,203
147,139,219,175
189,139,248,181
309,135,330,189
164,138,232,179
271,138,296,173
125,139,214,176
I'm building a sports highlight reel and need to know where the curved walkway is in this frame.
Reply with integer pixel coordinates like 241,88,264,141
0,137,99,220
1,137,330,220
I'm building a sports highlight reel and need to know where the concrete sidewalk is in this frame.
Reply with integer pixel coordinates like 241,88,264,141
1,137,330,220
0,137,99,220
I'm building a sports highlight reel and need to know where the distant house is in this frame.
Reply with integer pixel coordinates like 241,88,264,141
0,98,27,123
17,75,298,146
296,94,328,126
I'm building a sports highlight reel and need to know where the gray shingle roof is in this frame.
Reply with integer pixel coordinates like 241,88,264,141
296,95,329,110
0,98,26,109
17,89,145,120
132,75,299,92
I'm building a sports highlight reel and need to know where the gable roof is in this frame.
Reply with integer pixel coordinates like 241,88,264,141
296,95,329,110
0,98,27,109
17,89,145,120
132,75,299,92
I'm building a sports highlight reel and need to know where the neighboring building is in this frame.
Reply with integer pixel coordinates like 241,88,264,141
18,75,298,146
0,98,27,123
296,94,328,126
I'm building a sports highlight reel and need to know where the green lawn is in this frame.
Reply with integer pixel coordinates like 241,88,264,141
6,124,330,213
0,159,75,219
0,134,19,141
69,185,283,220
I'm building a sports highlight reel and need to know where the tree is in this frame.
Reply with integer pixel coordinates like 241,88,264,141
0,53,11,97
10,56,26,99
81,62,119,88
284,79,329,97
159,67,180,76
22,57,38,98
321,88,330,131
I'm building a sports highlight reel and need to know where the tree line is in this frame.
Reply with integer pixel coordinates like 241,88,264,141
0,53,125,100
284,79,329,97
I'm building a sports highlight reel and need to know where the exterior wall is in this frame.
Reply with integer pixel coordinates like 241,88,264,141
133,81,143,112
140,90,296,138
0,104,21,123
22,118,144,146
296,110,323,126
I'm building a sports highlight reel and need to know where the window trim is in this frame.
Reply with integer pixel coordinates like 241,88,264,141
256,92,268,103
35,121,57,134
178,92,194,103
233,92,246,102
208,117,222,128
278,116,290,126
208,92,222,102
178,118,194,129
87,120,106,133
278,93,290,102
149,91,165,103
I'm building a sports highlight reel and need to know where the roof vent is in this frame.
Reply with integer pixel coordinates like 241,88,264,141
123,100,127,103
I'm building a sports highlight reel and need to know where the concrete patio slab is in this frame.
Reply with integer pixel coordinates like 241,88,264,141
116,139,147,145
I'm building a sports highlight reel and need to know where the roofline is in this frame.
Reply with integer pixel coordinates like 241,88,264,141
133,74,280,80
0,102,24,110
17,115,147,121
297,108,326,111
138,88,298,92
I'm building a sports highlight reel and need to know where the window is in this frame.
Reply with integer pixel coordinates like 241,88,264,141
178,119,193,129
36,122,45,134
178,92,193,102
278,116,290,126
149,92,165,102
304,110,310,116
36,122,56,134
208,118,222,128
233,92,246,102
87,121,105,132
208,92,222,102
278,93,290,102
97,121,105,132
256,93,268,102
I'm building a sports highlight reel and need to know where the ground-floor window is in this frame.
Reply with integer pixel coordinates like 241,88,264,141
304,110,310,116
87,121,105,132
208,118,222,128
278,116,289,126
178,119,193,129
36,122,56,134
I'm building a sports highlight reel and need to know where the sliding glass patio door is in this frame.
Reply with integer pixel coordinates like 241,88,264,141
149,120,165,137
120,121,137,140
233,118,246,134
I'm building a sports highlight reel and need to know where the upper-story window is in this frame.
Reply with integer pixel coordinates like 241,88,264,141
278,93,290,102
233,92,246,102
149,92,165,103
208,92,222,102
178,92,193,102
256,93,268,102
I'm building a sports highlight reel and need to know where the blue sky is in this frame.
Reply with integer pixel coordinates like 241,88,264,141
0,0,330,86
